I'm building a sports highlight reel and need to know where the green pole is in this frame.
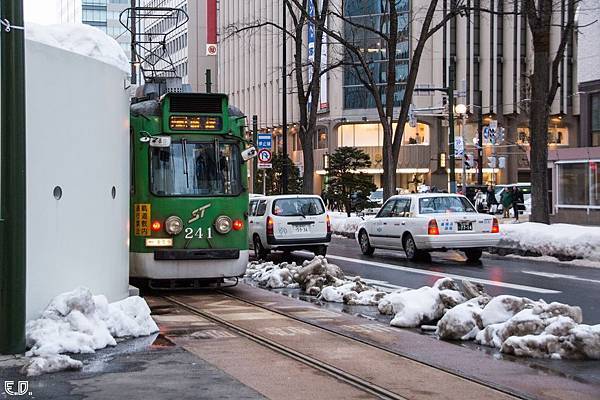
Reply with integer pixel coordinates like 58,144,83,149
0,0,27,354
447,64,456,194
252,115,258,193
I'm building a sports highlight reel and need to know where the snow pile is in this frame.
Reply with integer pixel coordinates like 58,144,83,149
329,212,375,235
499,222,600,261
320,279,386,305
246,260,300,289
23,287,158,376
246,256,384,302
378,278,475,328
26,23,129,73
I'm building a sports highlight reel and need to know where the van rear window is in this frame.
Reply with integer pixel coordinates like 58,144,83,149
272,198,325,216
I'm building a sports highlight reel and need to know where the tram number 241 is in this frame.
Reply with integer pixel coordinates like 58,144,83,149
184,227,214,239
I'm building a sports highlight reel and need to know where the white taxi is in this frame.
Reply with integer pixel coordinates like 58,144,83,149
248,195,331,259
356,193,500,262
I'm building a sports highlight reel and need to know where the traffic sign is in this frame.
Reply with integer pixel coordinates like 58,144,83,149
257,133,272,149
257,148,272,163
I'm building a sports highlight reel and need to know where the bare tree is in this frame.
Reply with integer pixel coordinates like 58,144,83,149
225,0,335,194
292,0,466,200
523,0,577,224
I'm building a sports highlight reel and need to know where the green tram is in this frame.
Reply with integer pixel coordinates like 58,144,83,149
129,92,254,288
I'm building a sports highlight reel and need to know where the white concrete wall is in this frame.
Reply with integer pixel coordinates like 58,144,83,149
25,40,130,320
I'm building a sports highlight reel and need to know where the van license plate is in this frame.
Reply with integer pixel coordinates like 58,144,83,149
294,225,311,233
457,222,473,231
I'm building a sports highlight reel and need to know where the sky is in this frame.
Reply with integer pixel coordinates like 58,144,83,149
24,0,59,25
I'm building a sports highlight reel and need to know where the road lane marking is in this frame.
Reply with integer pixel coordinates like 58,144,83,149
298,252,561,294
522,270,600,285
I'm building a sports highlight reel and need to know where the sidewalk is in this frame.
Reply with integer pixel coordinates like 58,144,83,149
0,335,264,400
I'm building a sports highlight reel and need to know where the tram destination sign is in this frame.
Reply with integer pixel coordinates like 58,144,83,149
169,115,222,131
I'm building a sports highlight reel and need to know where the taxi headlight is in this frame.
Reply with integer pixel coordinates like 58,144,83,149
214,216,232,234
164,216,184,235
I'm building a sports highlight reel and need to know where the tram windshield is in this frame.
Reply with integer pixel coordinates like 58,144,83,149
150,141,242,196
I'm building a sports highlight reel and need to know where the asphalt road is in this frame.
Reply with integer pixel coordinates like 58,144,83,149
289,237,600,324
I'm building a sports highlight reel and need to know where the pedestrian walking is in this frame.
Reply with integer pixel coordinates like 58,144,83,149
501,187,513,219
512,186,524,221
486,185,498,214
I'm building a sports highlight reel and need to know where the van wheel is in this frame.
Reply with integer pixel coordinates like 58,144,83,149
464,248,483,263
359,230,375,255
403,234,426,261
314,245,327,257
253,235,269,260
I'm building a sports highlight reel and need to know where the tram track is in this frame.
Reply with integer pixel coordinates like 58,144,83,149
162,295,407,400
161,293,520,400
213,289,529,400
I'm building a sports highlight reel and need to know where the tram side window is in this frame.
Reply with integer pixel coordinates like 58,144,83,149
256,200,267,216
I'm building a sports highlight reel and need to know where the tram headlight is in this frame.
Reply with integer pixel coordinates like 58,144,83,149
165,216,184,235
214,215,232,234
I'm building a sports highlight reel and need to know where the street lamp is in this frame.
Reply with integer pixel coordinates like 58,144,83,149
455,103,467,193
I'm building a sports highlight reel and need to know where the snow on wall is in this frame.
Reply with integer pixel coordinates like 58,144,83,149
25,39,130,320
25,23,129,74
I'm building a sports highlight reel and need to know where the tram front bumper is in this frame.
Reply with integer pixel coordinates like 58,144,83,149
130,250,249,279
154,249,240,260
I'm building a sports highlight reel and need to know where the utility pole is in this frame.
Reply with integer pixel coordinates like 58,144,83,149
130,0,136,84
0,0,27,354
252,115,258,193
448,64,456,193
281,1,288,194
476,90,483,185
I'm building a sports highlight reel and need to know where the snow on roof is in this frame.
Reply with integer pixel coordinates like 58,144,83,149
25,23,130,74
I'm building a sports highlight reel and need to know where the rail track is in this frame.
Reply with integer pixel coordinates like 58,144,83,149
161,292,520,400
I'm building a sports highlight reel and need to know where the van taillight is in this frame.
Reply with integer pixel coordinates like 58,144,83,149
326,214,331,233
428,219,439,235
491,218,500,233
267,216,274,235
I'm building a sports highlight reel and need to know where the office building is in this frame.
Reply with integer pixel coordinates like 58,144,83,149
219,0,581,194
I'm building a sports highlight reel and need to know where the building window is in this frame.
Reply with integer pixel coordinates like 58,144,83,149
337,122,429,147
592,93,600,146
342,1,410,110
403,123,430,145
516,126,569,146
556,161,600,208
316,126,328,149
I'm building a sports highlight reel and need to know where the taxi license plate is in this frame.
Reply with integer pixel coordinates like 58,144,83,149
457,222,473,231
294,225,311,233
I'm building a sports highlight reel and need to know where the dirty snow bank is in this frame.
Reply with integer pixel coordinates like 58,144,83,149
246,256,384,301
329,212,369,236
246,258,600,360
26,23,129,73
23,287,158,376
498,223,600,262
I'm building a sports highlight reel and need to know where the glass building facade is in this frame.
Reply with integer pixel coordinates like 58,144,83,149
82,0,108,30
343,0,410,109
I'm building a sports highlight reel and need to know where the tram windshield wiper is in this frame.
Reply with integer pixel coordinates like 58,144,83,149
181,138,190,188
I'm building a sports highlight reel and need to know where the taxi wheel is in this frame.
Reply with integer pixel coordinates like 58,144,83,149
403,234,424,261
359,230,375,256
464,248,483,263
253,235,269,260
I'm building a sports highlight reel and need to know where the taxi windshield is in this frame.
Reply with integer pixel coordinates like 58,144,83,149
419,196,476,214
